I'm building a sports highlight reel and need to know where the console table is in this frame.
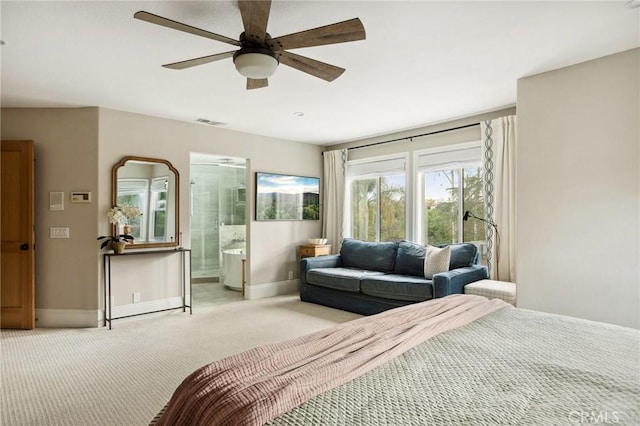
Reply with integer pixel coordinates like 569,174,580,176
103,248,192,329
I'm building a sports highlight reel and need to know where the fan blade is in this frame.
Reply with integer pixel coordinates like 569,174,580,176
278,51,345,82
247,78,269,90
162,51,236,70
268,18,365,51
238,0,271,45
134,11,241,47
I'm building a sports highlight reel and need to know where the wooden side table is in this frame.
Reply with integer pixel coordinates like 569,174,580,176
299,244,331,258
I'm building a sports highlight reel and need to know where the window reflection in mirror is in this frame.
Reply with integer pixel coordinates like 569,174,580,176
112,157,179,248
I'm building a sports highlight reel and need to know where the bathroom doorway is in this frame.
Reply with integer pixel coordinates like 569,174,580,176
190,153,247,305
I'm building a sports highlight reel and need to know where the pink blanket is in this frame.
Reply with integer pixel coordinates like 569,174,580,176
156,294,509,426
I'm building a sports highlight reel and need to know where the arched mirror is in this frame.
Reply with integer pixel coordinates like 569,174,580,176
112,156,179,249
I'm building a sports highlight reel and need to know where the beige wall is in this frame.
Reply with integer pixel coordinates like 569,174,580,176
98,108,323,301
1,108,100,320
517,48,639,328
2,107,323,326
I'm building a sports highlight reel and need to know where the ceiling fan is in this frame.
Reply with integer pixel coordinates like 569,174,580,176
134,1,366,90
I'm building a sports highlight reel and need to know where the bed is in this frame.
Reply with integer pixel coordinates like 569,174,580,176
151,295,639,425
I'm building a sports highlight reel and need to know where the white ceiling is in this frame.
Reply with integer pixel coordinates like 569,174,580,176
1,1,638,145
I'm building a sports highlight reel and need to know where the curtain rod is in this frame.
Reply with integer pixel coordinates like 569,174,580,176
341,122,480,152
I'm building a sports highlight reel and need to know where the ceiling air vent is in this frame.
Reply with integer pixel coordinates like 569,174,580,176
195,118,226,126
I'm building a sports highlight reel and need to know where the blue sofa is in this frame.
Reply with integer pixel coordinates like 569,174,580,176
299,238,488,315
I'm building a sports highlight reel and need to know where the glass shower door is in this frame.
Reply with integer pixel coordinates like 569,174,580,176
190,164,220,279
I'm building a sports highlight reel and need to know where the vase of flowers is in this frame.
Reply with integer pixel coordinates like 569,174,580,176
106,205,143,236
98,205,142,253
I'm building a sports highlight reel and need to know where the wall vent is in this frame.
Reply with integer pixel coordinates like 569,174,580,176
195,118,227,126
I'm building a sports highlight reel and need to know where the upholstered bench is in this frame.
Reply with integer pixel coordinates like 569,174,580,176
465,279,516,306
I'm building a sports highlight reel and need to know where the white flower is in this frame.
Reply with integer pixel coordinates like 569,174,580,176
106,205,142,225
106,207,125,225
121,205,143,220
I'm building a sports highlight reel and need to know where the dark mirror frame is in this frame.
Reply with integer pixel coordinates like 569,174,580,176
112,156,180,249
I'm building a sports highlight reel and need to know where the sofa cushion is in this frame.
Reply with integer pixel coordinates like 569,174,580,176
361,275,434,302
340,239,398,272
442,243,479,269
393,240,426,277
306,268,384,293
424,245,452,279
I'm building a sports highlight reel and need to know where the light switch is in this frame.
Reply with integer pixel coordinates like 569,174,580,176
50,227,70,239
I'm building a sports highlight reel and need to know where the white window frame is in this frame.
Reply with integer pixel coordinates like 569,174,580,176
343,142,482,245
116,178,149,241
149,176,168,241
413,141,482,245
345,153,409,241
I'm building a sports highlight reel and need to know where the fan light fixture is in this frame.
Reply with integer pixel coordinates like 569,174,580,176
134,6,366,90
233,49,278,79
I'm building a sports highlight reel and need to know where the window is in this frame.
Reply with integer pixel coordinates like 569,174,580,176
417,142,486,261
345,143,486,257
423,169,460,244
149,177,168,241
347,156,406,242
116,179,148,240
423,167,485,245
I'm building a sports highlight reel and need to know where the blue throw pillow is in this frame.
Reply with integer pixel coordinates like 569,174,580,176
340,238,398,272
441,243,479,269
393,240,426,277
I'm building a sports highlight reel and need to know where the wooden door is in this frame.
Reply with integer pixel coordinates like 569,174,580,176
1,140,35,329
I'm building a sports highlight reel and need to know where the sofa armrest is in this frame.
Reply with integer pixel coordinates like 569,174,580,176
432,265,489,298
300,255,342,285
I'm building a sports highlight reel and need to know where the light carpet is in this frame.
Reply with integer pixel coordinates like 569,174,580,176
0,294,360,426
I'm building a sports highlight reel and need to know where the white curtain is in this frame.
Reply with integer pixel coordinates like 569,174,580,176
322,149,347,254
481,116,517,282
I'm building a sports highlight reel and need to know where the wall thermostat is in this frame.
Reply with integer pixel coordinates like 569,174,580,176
49,192,64,211
71,192,91,203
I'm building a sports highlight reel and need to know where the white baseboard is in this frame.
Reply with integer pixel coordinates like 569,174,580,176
245,280,299,300
35,297,185,328
36,308,101,328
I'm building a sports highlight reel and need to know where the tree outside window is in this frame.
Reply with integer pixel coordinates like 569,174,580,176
423,166,485,255
346,144,484,253
351,175,405,242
